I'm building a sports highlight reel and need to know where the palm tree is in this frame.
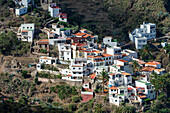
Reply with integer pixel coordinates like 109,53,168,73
150,73,160,97
132,60,138,76
140,45,153,62
150,72,170,98
101,70,109,93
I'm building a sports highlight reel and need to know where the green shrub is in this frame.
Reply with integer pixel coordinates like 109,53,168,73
72,96,81,103
34,77,38,84
57,75,62,79
22,71,27,78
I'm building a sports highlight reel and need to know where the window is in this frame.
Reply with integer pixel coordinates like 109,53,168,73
120,90,124,94
79,68,81,70
73,68,75,69
67,53,69,55
23,27,25,29
79,72,81,74
30,27,32,29
111,89,113,91
73,72,76,74
115,100,117,102
114,89,116,91
150,91,153,93
27,27,29,29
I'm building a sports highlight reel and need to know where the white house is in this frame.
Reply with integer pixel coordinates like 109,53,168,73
58,13,67,22
129,22,156,49
51,24,72,37
15,7,27,16
103,36,117,47
39,56,58,65
17,23,35,42
122,49,137,60
48,3,60,18
145,61,161,69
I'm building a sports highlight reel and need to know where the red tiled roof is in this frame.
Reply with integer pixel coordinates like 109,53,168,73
118,59,128,62
102,54,112,57
110,73,115,76
67,74,72,77
89,73,96,79
121,72,131,76
75,32,87,36
22,30,28,32
38,39,49,45
146,61,161,65
50,6,60,9
60,17,67,18
139,95,146,98
142,66,155,72
128,87,133,90
81,94,93,102
109,86,118,90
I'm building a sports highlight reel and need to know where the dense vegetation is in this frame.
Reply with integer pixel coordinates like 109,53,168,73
0,32,30,56
51,85,78,100
52,0,169,42
0,101,69,113
148,73,170,113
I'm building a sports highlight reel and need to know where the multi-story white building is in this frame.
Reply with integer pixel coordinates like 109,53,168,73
135,80,156,100
48,3,60,18
129,22,156,49
107,46,122,59
17,23,35,42
58,43,72,61
114,59,133,74
109,86,128,106
70,58,89,80
15,7,27,16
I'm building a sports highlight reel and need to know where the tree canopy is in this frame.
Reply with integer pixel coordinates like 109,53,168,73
0,32,30,56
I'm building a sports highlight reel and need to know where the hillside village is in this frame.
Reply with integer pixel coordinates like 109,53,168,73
0,0,169,113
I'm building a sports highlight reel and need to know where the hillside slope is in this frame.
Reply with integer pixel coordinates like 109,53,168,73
54,0,169,42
